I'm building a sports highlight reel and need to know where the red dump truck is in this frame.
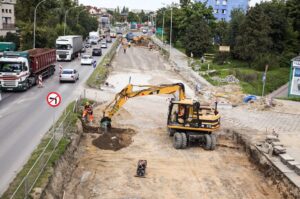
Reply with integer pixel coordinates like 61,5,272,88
0,48,56,91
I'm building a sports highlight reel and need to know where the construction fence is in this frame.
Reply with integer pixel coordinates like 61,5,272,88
6,102,80,199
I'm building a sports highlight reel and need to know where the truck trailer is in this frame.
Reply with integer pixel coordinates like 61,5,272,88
0,48,56,91
88,31,100,45
56,35,83,61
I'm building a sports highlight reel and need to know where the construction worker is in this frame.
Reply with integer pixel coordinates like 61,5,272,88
82,102,94,123
123,43,127,54
128,41,131,48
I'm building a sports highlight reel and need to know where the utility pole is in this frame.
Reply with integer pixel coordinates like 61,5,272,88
64,6,79,35
162,11,165,43
170,6,173,58
262,64,269,97
33,0,47,49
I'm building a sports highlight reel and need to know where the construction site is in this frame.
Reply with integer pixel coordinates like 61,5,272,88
42,42,300,199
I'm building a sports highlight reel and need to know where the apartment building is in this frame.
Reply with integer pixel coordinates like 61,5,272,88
197,0,249,21
0,0,16,36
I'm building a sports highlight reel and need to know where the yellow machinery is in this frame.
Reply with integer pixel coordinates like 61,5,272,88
132,35,149,46
100,83,221,150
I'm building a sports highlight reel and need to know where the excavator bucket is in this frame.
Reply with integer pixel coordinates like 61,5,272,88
100,117,112,129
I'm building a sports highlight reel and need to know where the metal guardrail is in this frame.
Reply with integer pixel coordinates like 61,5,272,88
8,108,76,199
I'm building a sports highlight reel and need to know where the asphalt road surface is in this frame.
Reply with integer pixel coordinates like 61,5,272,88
0,40,116,195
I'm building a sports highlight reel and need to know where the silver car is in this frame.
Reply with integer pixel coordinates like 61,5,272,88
101,41,108,48
59,69,79,83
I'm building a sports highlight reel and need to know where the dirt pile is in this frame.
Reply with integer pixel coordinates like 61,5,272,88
92,128,135,151
200,84,244,105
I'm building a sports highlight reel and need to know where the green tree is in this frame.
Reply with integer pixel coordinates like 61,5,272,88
180,0,191,7
234,6,272,67
214,21,229,45
228,9,246,56
183,19,212,57
127,12,140,23
138,10,148,23
286,0,300,53
178,1,215,56
14,0,97,49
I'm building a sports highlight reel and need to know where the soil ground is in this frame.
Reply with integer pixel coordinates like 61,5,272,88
61,46,282,199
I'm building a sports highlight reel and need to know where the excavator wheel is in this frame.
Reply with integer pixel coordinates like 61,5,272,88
210,134,217,150
173,132,183,149
204,134,212,150
181,133,187,149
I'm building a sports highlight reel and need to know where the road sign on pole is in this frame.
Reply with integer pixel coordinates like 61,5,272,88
262,64,269,97
46,92,62,108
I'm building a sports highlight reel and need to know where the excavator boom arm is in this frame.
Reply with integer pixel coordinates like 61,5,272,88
102,83,186,120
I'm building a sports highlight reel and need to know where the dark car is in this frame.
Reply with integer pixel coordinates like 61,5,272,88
126,32,134,41
92,48,102,56
85,42,91,48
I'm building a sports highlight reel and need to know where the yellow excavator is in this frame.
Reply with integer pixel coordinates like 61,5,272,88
100,83,221,150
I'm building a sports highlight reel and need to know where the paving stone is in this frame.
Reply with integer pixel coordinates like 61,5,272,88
273,160,294,173
287,160,300,170
284,173,300,188
295,165,300,176
272,141,283,147
273,146,286,155
266,135,279,142
279,154,295,165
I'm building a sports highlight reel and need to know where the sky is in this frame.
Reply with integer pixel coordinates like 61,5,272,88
79,0,267,11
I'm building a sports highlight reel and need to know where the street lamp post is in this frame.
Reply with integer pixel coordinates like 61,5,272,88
162,11,165,43
33,0,47,49
76,9,86,24
64,6,79,35
170,6,173,58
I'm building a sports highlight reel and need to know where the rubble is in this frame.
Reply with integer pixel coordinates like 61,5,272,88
211,75,240,83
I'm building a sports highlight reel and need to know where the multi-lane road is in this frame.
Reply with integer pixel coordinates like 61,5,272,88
0,40,116,195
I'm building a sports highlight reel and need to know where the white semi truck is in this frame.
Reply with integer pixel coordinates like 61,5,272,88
88,31,100,45
56,35,83,61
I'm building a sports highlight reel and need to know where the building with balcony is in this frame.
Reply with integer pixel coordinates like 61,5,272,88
0,0,16,36
196,0,249,21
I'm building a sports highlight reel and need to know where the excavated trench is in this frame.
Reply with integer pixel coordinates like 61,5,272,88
219,129,300,199
40,120,299,199
92,128,136,151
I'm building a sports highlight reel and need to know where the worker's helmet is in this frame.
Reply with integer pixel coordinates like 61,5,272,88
86,102,89,106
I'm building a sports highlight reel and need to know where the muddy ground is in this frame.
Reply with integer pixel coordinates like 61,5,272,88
58,47,282,199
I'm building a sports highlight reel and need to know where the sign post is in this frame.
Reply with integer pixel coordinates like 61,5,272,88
46,92,62,137
262,64,269,97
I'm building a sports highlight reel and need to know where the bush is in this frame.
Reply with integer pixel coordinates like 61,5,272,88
231,69,258,82
253,53,280,71
213,52,230,65
279,51,297,67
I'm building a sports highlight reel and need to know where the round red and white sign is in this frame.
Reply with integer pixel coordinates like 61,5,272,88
46,92,62,108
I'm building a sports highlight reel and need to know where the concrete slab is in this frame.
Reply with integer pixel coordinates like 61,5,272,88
273,160,294,174
285,173,300,188
272,141,284,147
279,154,295,165
273,145,286,155
287,160,300,170
218,103,233,110
295,165,300,176
266,135,280,143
